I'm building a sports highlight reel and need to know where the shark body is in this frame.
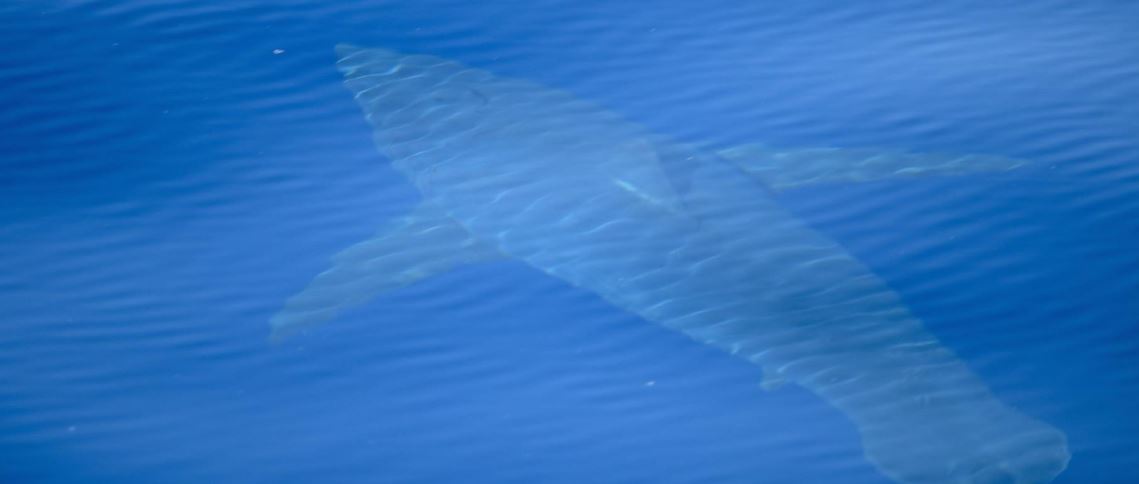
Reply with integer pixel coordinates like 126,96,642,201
273,44,1069,484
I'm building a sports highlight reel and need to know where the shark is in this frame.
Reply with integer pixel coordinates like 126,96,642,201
272,44,1070,484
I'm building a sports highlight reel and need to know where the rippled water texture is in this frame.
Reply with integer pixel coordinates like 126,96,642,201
2,1,1137,483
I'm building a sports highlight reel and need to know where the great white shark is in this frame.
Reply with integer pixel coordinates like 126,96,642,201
272,44,1070,484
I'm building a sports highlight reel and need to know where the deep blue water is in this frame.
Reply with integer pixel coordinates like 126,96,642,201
2,1,1138,483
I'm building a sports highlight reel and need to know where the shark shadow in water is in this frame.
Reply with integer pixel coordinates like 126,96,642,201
272,44,1070,484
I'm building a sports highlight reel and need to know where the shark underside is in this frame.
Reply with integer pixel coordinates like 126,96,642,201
273,44,1070,484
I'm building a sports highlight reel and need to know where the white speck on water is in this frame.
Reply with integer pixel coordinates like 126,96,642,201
644,380,656,387
272,49,285,55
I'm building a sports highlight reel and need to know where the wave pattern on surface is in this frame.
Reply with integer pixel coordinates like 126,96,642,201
1,1,1138,483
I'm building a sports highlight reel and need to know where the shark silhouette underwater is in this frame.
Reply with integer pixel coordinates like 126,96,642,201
273,44,1070,484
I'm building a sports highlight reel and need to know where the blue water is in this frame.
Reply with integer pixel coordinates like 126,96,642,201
2,1,1137,483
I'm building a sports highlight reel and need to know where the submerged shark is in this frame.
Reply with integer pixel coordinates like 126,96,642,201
273,44,1070,484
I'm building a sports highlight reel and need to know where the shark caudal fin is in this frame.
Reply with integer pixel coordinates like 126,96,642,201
856,397,1070,484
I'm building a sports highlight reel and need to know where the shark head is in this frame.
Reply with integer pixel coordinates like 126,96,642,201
334,44,493,161
333,43,686,216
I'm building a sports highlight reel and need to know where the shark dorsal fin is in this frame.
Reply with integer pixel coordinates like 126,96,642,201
607,139,686,214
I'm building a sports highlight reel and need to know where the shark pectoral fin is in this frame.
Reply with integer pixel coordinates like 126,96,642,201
759,366,787,391
716,143,1032,191
269,202,500,341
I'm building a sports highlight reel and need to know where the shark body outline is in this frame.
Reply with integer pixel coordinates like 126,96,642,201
273,44,1070,484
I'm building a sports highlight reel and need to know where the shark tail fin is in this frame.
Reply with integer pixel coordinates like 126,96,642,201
269,202,499,342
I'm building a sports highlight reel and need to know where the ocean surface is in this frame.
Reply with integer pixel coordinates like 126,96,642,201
2,1,1137,483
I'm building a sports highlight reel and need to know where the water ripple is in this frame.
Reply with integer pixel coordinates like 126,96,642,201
2,0,1138,483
